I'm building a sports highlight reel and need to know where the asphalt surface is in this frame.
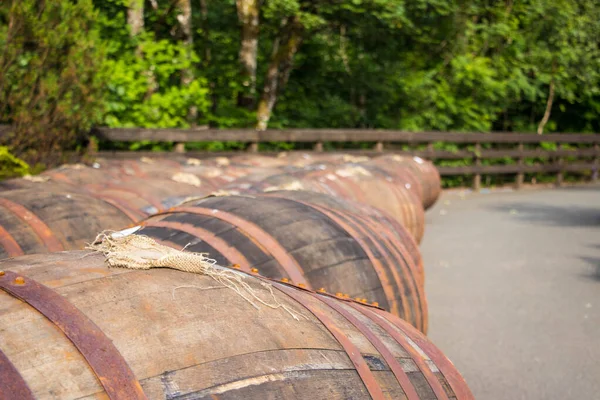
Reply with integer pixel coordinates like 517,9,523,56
421,184,600,400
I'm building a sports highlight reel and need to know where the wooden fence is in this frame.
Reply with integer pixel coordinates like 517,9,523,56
2,125,598,188
90,127,600,189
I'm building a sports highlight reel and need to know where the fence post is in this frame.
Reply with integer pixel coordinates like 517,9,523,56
516,143,524,189
173,142,186,153
473,143,481,191
426,142,434,159
374,141,384,152
313,141,324,152
593,143,599,182
556,144,564,186
248,142,259,152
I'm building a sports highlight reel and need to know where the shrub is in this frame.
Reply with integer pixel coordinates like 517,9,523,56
0,146,29,180
0,0,106,165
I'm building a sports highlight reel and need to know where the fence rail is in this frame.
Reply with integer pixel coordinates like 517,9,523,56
3,126,599,188
92,127,600,144
88,127,600,188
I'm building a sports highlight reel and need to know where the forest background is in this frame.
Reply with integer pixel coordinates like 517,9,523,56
1,0,599,182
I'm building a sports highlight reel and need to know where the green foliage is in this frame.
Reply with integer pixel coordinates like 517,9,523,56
0,146,29,179
1,0,599,184
0,0,106,164
102,36,210,129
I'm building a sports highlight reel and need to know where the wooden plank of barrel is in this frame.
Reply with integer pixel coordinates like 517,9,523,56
368,155,441,209
137,192,427,332
243,164,425,242
0,250,473,399
261,190,425,287
83,177,221,215
0,189,135,259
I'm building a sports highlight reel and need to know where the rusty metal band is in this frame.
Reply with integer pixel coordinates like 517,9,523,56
0,271,147,400
0,224,24,258
273,283,385,400
325,206,422,331
372,308,474,400
392,184,420,238
364,205,423,284
352,304,448,400
271,194,405,316
155,207,309,287
0,348,35,399
344,204,425,331
142,220,252,272
361,216,427,333
262,194,403,318
315,295,420,400
351,212,424,331
309,169,371,205
92,194,147,222
0,198,64,252
378,165,424,205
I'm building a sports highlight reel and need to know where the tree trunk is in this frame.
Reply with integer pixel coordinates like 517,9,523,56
537,62,556,135
256,18,302,130
537,79,555,135
127,0,144,36
176,0,197,124
236,0,259,108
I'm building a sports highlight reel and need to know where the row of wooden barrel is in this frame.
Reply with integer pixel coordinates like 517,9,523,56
0,153,472,399
0,186,426,330
0,153,440,243
0,247,473,399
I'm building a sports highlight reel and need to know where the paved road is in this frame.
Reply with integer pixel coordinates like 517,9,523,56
421,184,600,400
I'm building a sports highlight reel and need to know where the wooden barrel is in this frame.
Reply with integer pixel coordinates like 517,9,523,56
0,189,134,259
0,173,219,218
275,152,372,167
263,190,425,287
368,155,441,209
245,164,425,242
83,177,220,216
137,192,427,332
0,164,122,190
0,250,473,399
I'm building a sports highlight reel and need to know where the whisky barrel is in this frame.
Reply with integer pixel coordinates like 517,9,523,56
83,177,220,216
275,152,372,167
245,164,425,242
0,250,473,399
0,189,135,259
0,164,119,190
262,190,425,287
137,192,427,332
0,174,218,218
368,155,441,209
